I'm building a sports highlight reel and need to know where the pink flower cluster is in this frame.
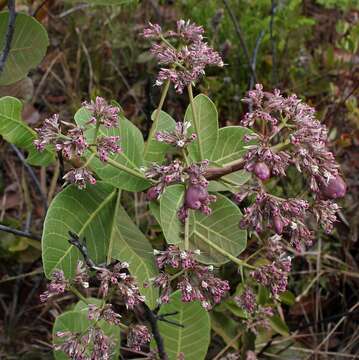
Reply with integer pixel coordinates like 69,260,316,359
241,84,345,196
143,20,223,93
235,287,274,334
34,97,122,189
126,324,152,351
83,96,120,128
152,246,230,310
155,121,197,148
40,270,68,302
55,327,113,360
97,262,145,309
250,235,291,297
145,160,184,200
63,168,97,190
88,304,122,326
236,181,341,251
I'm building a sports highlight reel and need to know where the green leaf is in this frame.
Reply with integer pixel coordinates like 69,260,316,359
279,291,295,306
185,94,218,161
160,184,185,245
159,185,247,265
269,315,290,336
210,312,239,351
42,182,117,278
42,183,158,308
109,202,158,309
149,201,161,225
188,194,247,264
0,96,55,166
75,108,150,192
208,171,252,193
0,12,49,86
144,110,176,164
53,309,121,360
212,126,255,166
157,291,210,360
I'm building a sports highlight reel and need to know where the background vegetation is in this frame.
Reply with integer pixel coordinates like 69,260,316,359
0,0,358,359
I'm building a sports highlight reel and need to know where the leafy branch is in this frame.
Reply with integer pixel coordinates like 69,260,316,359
0,0,16,75
67,231,169,360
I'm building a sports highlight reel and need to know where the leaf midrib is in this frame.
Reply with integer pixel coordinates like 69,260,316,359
51,189,117,271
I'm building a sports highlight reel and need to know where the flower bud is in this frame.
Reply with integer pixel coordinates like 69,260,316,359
253,162,271,181
185,185,208,209
273,215,284,234
146,186,160,201
320,175,346,199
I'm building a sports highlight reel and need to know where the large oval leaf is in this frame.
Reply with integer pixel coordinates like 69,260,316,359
212,126,256,166
188,194,247,264
0,96,55,166
42,182,117,278
157,291,211,360
159,185,247,264
160,184,185,245
185,94,218,162
75,107,150,191
109,201,158,309
144,110,176,164
42,183,158,308
0,12,49,86
53,309,121,360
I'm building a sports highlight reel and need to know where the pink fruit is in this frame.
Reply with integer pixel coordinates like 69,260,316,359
253,162,271,181
320,175,346,199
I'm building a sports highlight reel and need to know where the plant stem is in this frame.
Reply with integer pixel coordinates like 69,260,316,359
194,230,255,269
89,148,150,181
187,84,204,160
0,0,16,74
169,269,185,282
69,285,89,304
145,79,170,152
93,119,101,144
184,216,190,251
181,148,190,166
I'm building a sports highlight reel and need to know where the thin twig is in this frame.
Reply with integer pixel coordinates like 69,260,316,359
249,30,265,91
204,158,245,180
10,144,48,210
68,231,169,360
143,305,168,360
0,224,41,240
222,0,256,83
0,0,16,75
269,0,278,86
68,231,99,270
32,0,49,17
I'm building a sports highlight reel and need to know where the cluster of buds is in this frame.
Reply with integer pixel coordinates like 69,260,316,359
152,246,230,310
241,84,346,199
34,97,122,189
178,161,217,222
155,121,197,148
126,324,152,351
235,287,274,334
238,190,314,251
55,327,113,360
83,96,120,128
237,184,341,251
143,20,223,93
88,304,122,326
97,262,146,309
250,236,292,297
145,160,184,200
40,270,68,302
